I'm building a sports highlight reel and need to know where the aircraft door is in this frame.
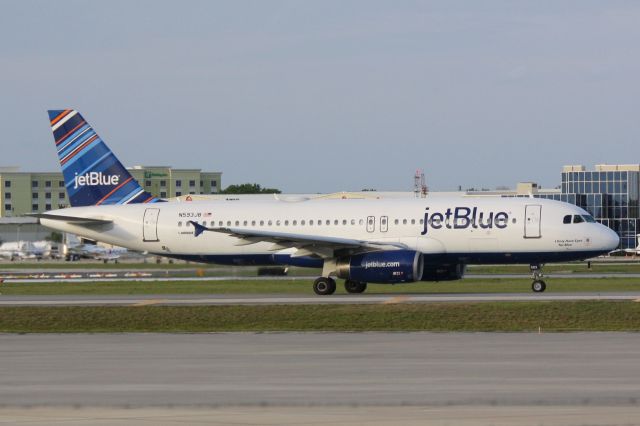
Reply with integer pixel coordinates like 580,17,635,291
524,205,542,238
380,216,388,233
366,216,375,233
143,208,160,242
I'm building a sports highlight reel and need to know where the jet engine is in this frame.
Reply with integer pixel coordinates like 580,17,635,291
336,250,424,284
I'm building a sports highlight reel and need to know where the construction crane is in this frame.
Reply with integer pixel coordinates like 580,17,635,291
414,170,428,198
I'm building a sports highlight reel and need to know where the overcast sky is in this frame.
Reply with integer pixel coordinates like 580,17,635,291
1,1,639,192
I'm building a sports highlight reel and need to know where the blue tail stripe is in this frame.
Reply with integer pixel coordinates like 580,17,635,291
57,125,92,154
74,151,113,183
58,128,97,160
62,140,113,175
60,138,103,170
117,187,145,205
53,114,85,142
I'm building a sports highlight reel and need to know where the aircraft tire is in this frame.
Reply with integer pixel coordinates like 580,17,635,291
532,280,546,293
313,277,336,295
344,280,367,294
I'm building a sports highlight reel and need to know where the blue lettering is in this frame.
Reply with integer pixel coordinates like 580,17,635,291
454,207,471,229
419,207,509,234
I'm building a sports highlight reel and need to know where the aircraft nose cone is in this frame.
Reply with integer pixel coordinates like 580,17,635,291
602,227,620,251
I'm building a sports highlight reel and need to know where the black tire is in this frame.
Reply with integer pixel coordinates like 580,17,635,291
344,280,367,294
313,277,336,295
532,280,546,293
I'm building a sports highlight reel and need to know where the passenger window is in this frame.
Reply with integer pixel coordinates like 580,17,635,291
219,221,223,226
394,219,399,225
342,219,347,225
563,215,572,224
411,219,415,225
309,220,314,225
252,220,256,226
293,220,297,226
573,215,584,224
403,219,407,225
243,220,248,226
276,220,281,226
178,222,182,227
284,220,289,226
260,220,264,226
359,219,364,225
334,220,339,225
235,221,239,226
351,219,356,225
326,220,330,225
268,220,273,226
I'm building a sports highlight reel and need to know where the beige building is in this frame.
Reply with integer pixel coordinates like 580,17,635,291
0,166,221,217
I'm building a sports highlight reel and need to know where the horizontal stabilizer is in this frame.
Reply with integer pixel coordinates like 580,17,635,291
29,213,113,226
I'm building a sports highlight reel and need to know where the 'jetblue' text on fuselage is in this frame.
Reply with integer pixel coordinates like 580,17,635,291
421,207,509,235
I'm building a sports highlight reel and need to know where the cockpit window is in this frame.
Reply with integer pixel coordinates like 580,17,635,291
563,215,572,224
573,215,585,224
582,215,596,223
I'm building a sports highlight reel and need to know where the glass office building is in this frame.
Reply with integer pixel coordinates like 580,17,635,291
537,165,640,250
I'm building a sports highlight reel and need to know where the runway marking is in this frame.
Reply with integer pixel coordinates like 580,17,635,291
382,296,409,305
131,299,167,307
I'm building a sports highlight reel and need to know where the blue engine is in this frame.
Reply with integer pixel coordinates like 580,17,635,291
336,250,424,284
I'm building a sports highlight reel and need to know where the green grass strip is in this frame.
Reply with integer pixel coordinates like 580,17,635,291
1,277,640,296
2,301,640,333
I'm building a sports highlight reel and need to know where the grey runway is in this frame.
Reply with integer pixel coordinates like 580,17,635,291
1,292,640,306
2,332,640,408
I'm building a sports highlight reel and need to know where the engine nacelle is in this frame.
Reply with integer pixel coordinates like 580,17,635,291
336,250,424,284
420,263,466,282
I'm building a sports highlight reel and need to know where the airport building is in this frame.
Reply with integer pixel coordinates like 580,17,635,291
488,165,640,250
0,166,222,217
550,165,639,250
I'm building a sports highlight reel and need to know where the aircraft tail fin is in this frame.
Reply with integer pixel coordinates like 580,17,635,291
48,110,161,207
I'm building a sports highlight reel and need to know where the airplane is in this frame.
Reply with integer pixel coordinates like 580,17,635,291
35,109,620,294
62,235,128,262
610,234,640,256
0,240,52,261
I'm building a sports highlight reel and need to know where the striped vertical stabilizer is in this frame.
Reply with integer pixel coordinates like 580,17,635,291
48,110,162,207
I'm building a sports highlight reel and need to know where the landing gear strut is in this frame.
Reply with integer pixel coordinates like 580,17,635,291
344,279,367,294
530,264,546,293
313,277,336,295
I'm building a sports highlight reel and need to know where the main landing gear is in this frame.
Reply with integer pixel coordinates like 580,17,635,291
344,279,367,294
313,277,336,295
530,264,546,293
312,277,368,295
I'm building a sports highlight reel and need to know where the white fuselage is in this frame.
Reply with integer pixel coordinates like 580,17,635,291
40,196,619,267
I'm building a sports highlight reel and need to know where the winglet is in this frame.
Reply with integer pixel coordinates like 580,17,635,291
189,221,209,237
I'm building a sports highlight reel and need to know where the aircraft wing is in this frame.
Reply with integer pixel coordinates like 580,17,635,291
189,221,408,258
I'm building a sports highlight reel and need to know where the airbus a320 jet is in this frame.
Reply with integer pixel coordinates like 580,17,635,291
36,110,619,295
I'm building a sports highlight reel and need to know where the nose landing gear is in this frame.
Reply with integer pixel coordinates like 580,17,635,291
530,264,546,293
